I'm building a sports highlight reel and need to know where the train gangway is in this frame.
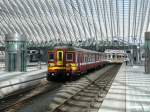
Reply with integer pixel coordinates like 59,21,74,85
98,64,150,112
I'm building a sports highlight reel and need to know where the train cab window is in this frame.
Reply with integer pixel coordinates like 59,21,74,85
66,53,73,61
49,53,54,61
32,51,36,54
117,55,119,58
113,54,115,59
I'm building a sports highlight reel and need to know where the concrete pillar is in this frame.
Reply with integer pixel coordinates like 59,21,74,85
5,33,27,72
145,32,150,73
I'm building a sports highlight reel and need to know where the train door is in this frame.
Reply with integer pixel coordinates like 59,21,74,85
77,52,81,68
112,53,115,62
57,50,64,66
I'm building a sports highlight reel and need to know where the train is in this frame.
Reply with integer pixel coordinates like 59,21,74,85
104,49,128,64
46,46,127,81
46,46,107,80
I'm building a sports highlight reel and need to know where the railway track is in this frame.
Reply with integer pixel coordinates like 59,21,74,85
0,79,62,112
49,64,121,112
0,64,121,112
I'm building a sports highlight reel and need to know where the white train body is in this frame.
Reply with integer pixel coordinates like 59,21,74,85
105,49,127,64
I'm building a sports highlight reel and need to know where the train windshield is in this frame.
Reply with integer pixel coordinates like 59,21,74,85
66,53,73,61
49,53,54,61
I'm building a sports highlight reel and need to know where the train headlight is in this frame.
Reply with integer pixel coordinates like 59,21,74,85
66,63,71,67
49,63,55,67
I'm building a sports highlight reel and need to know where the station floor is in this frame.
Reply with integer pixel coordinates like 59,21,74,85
99,64,150,112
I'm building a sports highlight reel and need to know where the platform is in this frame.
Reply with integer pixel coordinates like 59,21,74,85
99,64,150,112
0,65,47,98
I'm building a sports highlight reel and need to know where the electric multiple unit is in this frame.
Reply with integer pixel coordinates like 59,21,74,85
47,46,107,80
104,49,127,64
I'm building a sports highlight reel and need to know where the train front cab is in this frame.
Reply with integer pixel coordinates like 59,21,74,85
47,48,79,80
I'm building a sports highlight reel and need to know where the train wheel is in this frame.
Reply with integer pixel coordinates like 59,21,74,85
46,76,51,81
70,73,80,80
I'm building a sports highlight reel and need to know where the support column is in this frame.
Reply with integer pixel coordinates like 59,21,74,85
5,33,27,72
145,32,150,73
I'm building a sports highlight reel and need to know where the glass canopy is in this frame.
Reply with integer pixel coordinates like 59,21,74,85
0,0,149,46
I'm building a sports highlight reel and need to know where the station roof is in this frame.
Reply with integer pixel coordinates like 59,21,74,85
0,0,149,47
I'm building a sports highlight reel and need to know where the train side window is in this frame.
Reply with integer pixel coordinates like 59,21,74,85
85,56,87,62
49,53,54,61
66,53,73,61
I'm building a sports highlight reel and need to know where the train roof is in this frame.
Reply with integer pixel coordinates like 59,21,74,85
54,46,102,54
